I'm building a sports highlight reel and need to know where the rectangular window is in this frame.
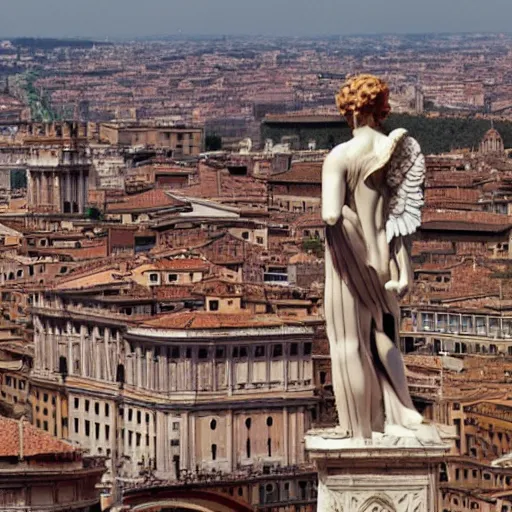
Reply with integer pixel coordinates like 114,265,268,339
105,404,110,417
421,313,434,331
272,344,283,358
95,402,100,415
74,398,80,409
105,425,110,441
461,316,473,334
95,422,100,440
254,345,266,358
171,439,180,446
128,431,133,446
171,347,180,359
215,347,225,359
136,433,141,447
172,422,180,431
85,399,90,412
128,409,133,422
304,343,312,355
475,317,487,336
137,411,142,424
489,318,500,337
198,348,208,359
168,274,178,282
85,420,90,437
449,315,460,333
43,421,48,431
290,343,299,356
74,418,79,433
436,314,448,332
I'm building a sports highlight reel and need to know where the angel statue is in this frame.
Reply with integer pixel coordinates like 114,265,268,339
322,74,425,439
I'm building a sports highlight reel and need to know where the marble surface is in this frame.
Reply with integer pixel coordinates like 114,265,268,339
305,423,447,452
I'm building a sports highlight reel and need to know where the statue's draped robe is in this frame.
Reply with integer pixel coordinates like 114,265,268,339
324,128,422,437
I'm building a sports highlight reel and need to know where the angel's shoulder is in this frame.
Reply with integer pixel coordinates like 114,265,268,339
322,142,351,172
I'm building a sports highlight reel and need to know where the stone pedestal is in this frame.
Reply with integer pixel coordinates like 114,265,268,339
305,424,449,512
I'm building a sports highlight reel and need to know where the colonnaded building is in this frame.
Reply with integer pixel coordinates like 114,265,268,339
30,286,318,511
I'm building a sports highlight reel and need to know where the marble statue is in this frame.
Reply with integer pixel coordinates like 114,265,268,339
322,74,425,438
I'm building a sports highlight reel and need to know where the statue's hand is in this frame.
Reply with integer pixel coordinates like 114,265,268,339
322,210,340,226
385,279,408,296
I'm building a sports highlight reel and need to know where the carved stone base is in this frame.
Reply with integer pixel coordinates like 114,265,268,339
305,424,449,512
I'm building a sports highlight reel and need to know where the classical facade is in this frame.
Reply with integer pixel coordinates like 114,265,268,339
26,146,90,214
30,289,317,510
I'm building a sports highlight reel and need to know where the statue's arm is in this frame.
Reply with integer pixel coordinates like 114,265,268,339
322,148,346,226
385,237,413,296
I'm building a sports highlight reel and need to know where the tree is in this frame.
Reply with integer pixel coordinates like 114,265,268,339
205,134,222,151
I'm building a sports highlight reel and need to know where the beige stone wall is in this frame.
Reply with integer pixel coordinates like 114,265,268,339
206,296,241,312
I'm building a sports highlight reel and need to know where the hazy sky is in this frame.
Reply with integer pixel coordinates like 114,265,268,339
2,0,512,39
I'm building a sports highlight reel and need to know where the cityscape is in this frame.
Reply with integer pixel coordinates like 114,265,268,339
2,25,512,512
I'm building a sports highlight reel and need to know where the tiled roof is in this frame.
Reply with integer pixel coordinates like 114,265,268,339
293,212,323,229
141,311,285,329
0,417,76,458
107,189,189,213
154,258,210,271
154,285,199,300
269,162,322,184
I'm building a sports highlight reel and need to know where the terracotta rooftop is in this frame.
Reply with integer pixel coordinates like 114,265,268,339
421,221,512,233
141,311,286,329
422,209,512,225
153,258,210,271
269,162,322,184
293,212,323,229
0,417,76,458
154,285,199,300
107,189,189,213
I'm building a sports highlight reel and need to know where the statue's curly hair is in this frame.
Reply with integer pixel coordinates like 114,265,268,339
335,74,390,122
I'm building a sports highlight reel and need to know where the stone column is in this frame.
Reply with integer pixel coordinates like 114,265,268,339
80,326,86,377
155,411,170,475
227,409,234,472
104,329,112,382
66,172,71,210
283,406,289,466
180,412,189,470
41,173,48,206
34,174,41,206
305,425,449,512
26,170,34,210
56,394,62,438
53,172,60,212
136,346,142,388
78,169,84,213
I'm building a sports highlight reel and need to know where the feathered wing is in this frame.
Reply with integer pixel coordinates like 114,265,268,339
385,135,426,243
